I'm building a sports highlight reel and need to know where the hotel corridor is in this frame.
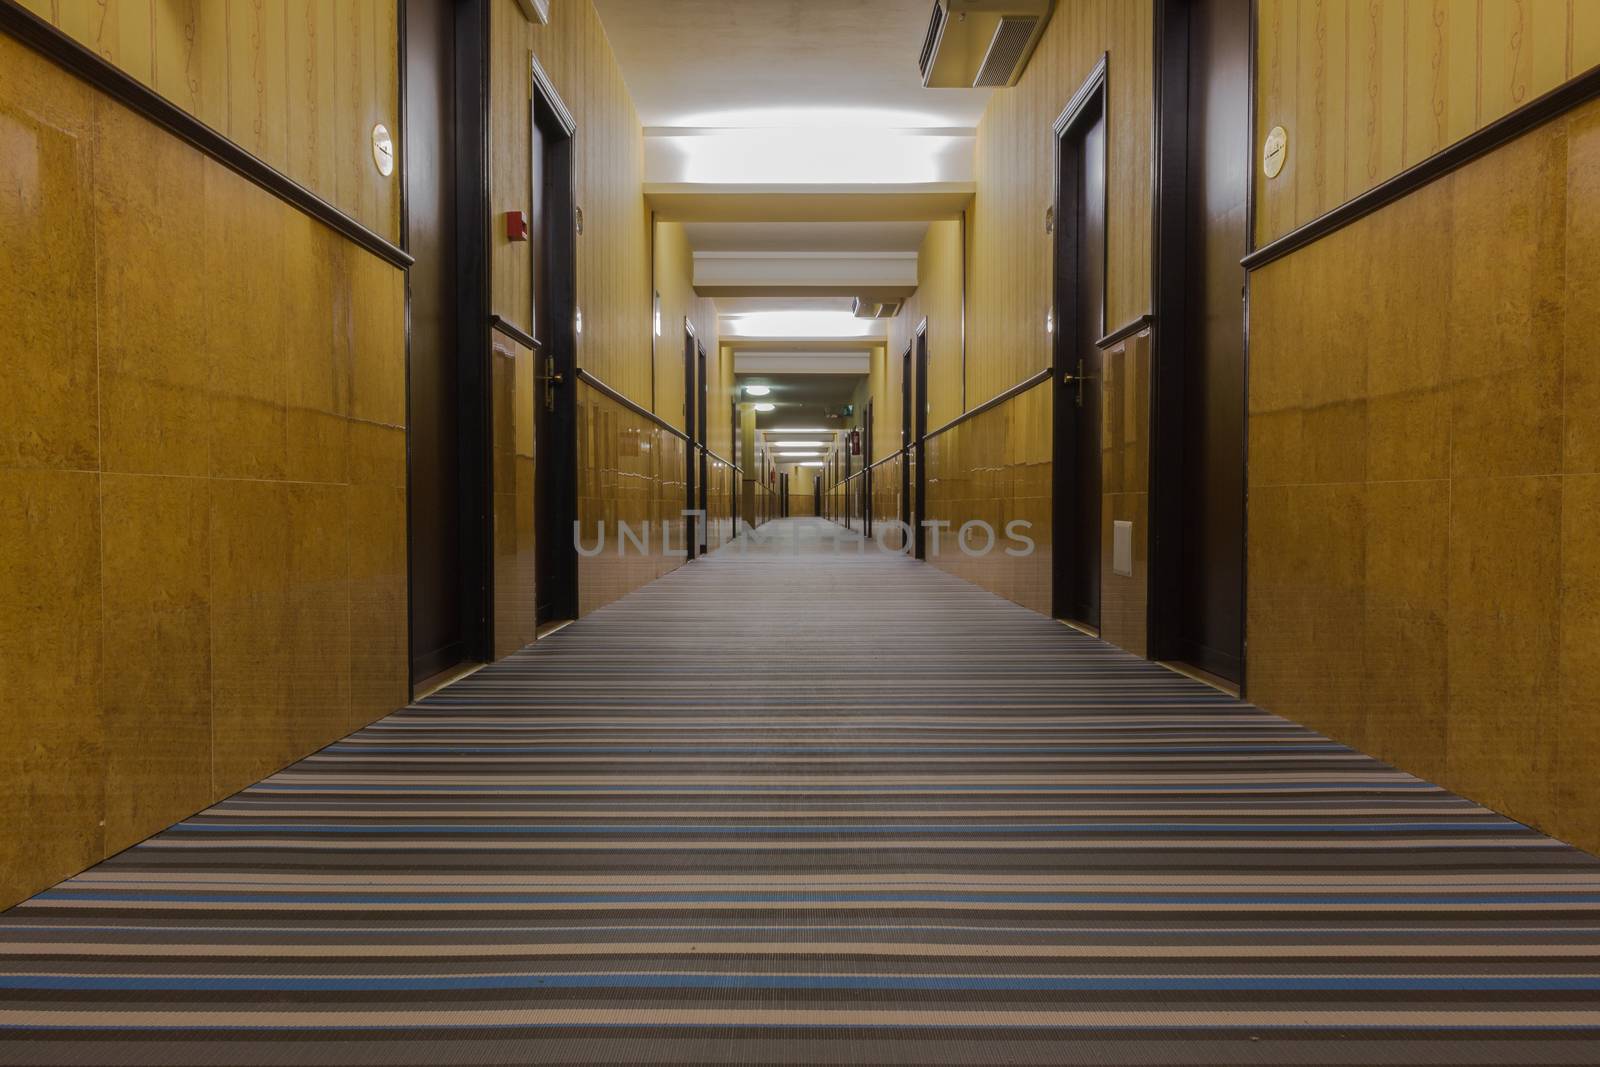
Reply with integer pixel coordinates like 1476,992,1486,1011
2,518,1598,1065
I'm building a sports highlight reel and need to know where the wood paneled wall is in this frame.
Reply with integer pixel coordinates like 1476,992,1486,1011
14,0,401,241
966,0,1153,400
653,219,724,449
1256,0,1600,244
489,0,652,406
889,220,965,434
489,0,694,614
0,34,409,910
1247,93,1600,855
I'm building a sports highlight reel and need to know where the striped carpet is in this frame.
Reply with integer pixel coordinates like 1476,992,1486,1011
3,516,1599,1066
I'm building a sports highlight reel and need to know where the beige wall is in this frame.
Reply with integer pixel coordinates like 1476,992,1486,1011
16,0,401,242
1248,84,1600,853
0,32,409,910
1256,0,1600,244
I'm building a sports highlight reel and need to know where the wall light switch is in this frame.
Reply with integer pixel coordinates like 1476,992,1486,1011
1113,520,1134,577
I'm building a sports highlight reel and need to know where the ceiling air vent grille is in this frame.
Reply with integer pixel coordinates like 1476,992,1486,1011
919,1,946,81
974,15,1041,86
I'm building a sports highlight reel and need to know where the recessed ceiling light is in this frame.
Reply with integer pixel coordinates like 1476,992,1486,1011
777,451,821,457
764,427,835,434
753,402,776,412
800,461,825,468
771,440,824,448
743,385,771,397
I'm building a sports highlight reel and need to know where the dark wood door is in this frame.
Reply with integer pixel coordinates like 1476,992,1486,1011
911,330,929,559
697,344,709,551
1153,0,1248,683
683,330,698,560
1052,76,1107,629
532,70,578,625
900,346,912,535
405,0,464,682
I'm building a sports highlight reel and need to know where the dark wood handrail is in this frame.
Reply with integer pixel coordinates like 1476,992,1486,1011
575,368,691,443
923,367,1052,442
0,1,414,270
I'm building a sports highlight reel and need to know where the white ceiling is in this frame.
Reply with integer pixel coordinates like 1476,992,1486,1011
683,222,929,253
591,0,993,129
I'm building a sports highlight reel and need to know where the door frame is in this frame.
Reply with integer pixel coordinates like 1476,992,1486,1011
1049,55,1110,627
530,53,579,626
682,320,698,560
911,321,929,559
697,341,709,551
1149,2,1253,686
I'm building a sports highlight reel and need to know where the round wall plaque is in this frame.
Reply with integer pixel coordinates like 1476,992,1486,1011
1263,125,1288,179
372,124,395,177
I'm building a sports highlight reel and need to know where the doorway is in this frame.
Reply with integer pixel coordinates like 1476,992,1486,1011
531,58,579,627
406,0,484,684
697,342,709,554
1051,60,1108,630
909,326,929,558
682,326,698,561
1151,0,1248,684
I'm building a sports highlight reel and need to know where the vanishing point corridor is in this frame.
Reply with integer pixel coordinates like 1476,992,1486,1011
3,520,1599,1065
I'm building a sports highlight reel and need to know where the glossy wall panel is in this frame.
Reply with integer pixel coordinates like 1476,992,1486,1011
922,382,1054,617
0,35,408,909
1247,95,1600,855
491,334,538,659
1099,330,1151,658
14,0,400,242
576,383,689,615
1256,0,1600,246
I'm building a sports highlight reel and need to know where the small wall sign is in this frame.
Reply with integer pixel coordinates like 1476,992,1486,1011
1263,125,1288,179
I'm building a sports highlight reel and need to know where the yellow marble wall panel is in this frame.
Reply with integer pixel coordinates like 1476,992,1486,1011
890,221,965,431
492,335,537,659
1248,95,1600,854
0,469,103,909
0,38,97,472
1446,476,1561,819
1257,0,1598,245
348,482,409,732
204,156,289,482
576,383,690,615
1099,330,1150,658
923,382,1052,617
1558,475,1600,843
1361,478,1450,783
0,42,410,907
1446,125,1566,480
208,478,293,796
284,214,353,485
1563,101,1600,474
99,473,212,854
94,98,210,478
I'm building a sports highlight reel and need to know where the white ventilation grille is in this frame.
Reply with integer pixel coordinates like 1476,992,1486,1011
919,2,946,81
973,15,1041,86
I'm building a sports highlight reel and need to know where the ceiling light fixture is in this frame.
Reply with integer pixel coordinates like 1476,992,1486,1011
800,461,825,468
777,451,822,457
753,402,776,413
743,385,771,397
769,440,824,448
725,310,875,340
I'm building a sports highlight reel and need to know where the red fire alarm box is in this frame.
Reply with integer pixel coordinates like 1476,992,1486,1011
504,210,529,242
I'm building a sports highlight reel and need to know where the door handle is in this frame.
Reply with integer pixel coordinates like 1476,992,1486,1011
1060,359,1097,408
535,357,564,411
